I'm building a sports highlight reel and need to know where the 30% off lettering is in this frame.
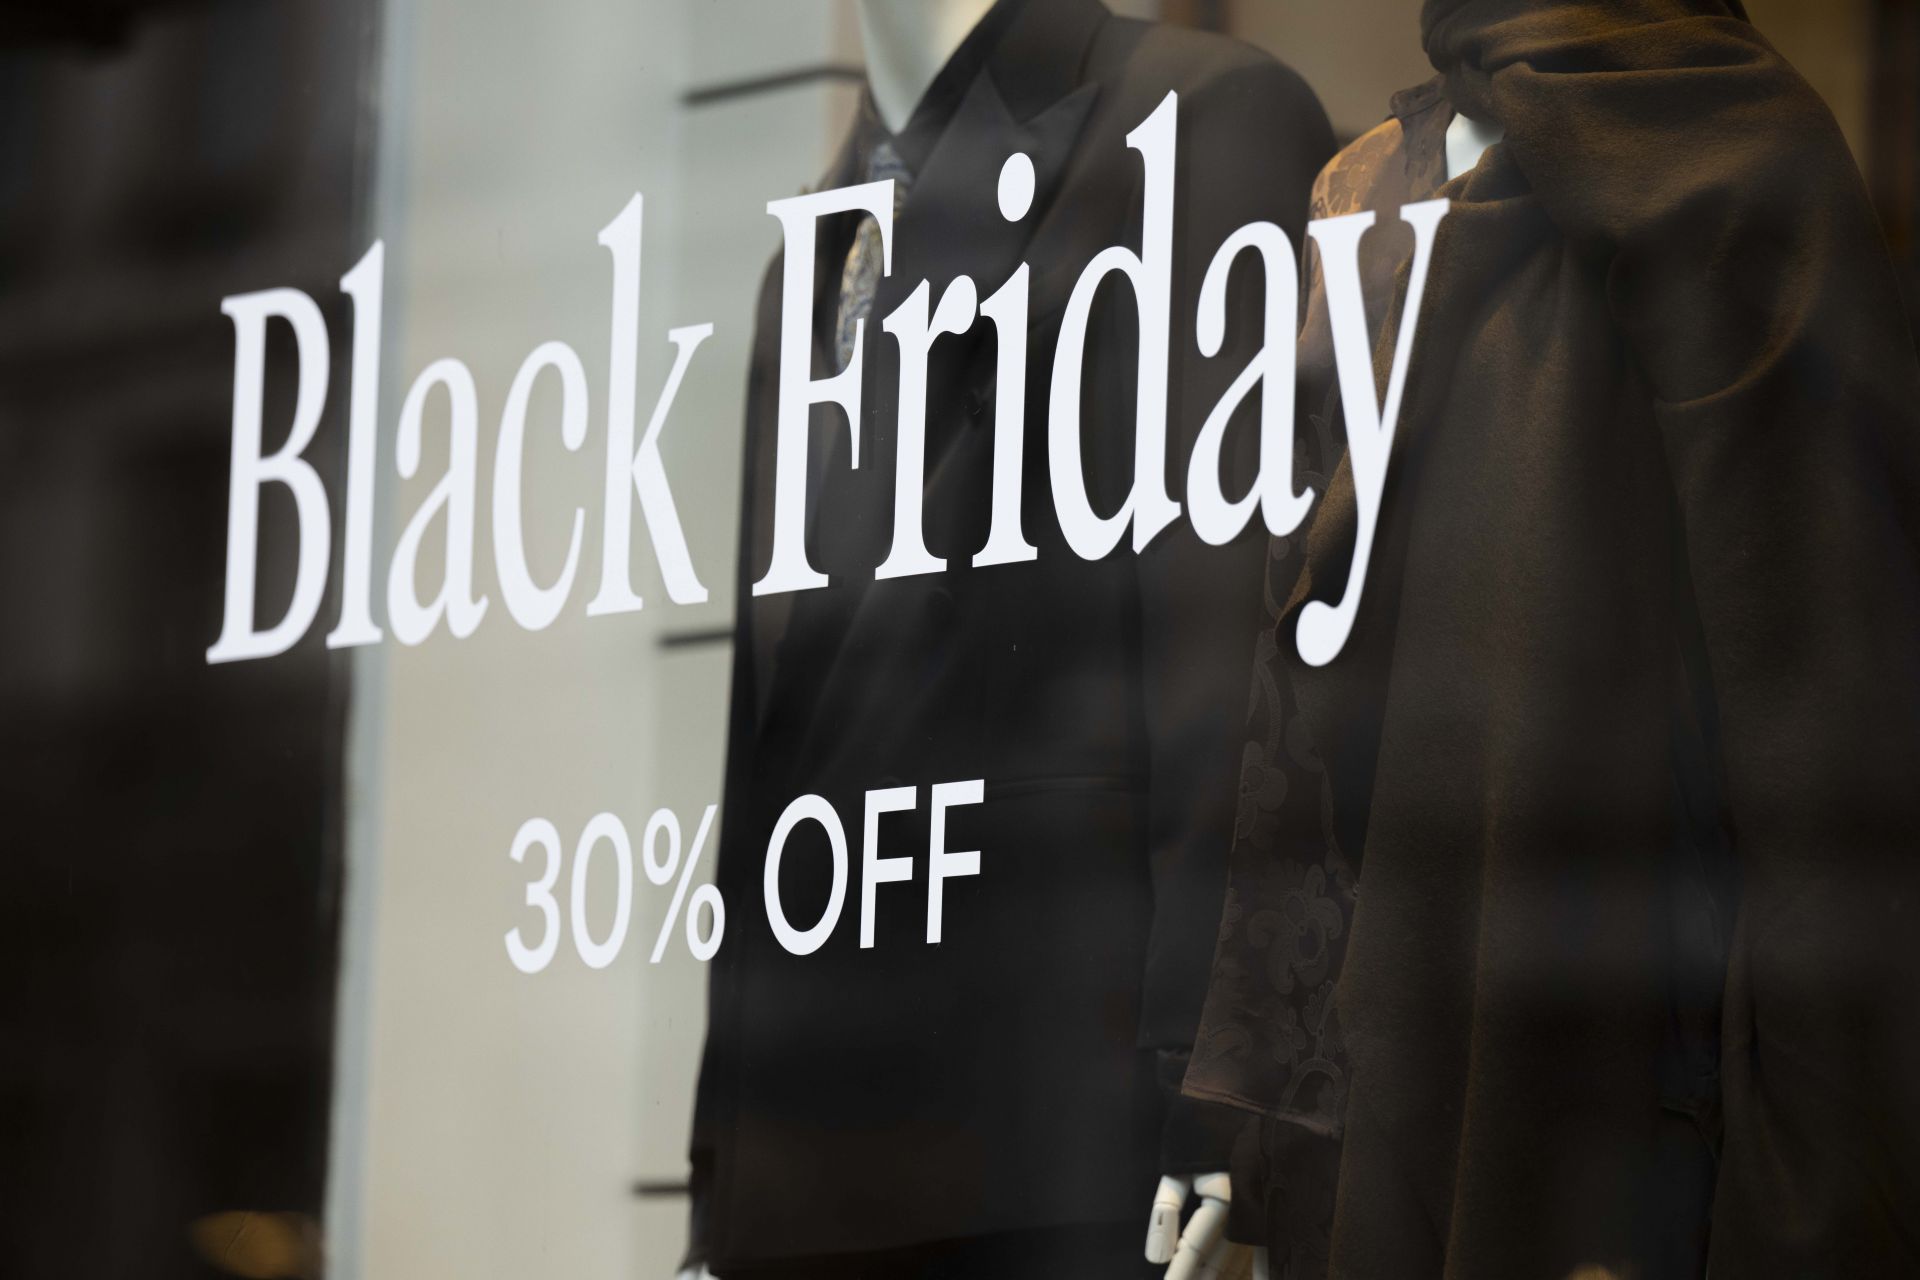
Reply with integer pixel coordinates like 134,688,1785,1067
505,805,724,974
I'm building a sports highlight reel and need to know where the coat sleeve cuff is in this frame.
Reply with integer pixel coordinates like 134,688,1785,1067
1157,1047,1251,1174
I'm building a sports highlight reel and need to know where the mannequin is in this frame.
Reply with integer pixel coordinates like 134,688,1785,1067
679,2,1285,1275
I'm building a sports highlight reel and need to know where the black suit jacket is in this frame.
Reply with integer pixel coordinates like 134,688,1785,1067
690,0,1334,1264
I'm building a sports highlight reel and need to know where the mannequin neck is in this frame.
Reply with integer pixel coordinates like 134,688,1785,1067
856,0,998,133
1445,110,1505,181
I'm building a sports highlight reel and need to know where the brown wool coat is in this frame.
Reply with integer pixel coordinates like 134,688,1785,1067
1187,3,1920,1276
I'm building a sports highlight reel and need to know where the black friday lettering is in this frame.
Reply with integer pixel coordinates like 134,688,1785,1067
206,91,1447,668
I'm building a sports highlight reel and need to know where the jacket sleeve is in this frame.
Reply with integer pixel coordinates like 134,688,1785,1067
1130,55,1336,1172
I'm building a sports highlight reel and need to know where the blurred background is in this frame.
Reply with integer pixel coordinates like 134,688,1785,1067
1,1,1913,1277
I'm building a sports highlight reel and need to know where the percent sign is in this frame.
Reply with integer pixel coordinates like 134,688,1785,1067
643,804,724,963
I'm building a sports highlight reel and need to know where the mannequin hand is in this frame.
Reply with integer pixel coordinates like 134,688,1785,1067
1144,1172,1232,1280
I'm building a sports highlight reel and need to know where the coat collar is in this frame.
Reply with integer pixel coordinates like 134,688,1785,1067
986,0,1108,125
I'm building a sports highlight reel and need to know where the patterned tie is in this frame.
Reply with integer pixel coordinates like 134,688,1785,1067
834,138,913,368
